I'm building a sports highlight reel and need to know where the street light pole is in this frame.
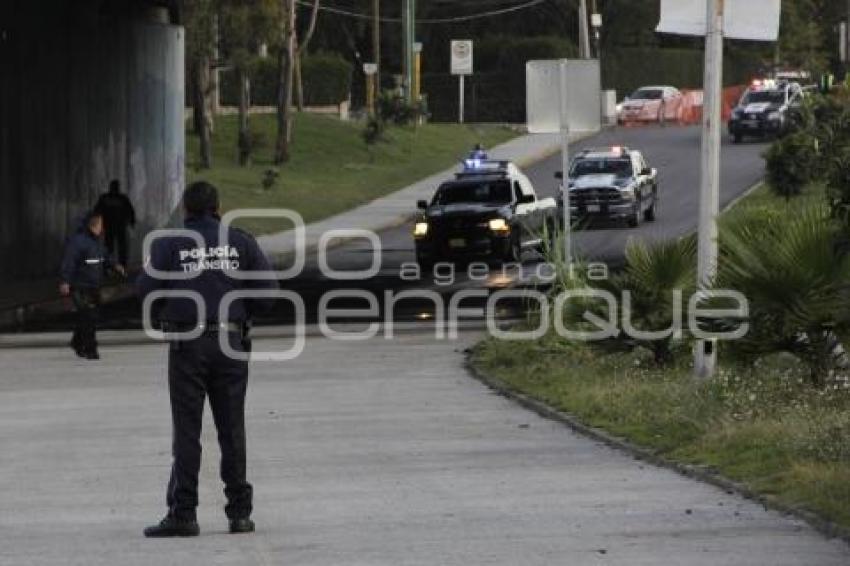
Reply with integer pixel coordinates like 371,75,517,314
694,0,724,379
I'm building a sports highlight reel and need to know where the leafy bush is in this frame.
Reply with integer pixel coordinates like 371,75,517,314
764,132,819,200
377,91,426,125
301,52,353,106
714,206,850,385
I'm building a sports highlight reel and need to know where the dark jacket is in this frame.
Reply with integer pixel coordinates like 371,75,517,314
60,216,111,289
95,191,136,230
135,214,277,324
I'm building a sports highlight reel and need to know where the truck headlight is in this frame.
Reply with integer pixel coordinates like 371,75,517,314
413,222,429,237
488,218,511,234
620,189,636,201
768,111,781,121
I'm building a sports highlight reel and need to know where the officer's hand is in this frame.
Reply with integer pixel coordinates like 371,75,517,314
59,283,71,297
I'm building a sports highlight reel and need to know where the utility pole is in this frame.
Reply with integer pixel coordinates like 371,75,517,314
591,0,601,59
694,0,724,379
403,0,416,103
373,0,380,90
559,61,572,267
578,0,591,59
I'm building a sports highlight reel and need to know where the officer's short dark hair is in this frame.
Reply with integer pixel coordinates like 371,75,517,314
183,181,220,216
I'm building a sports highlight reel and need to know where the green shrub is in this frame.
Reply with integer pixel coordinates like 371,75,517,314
301,52,353,106
715,206,850,385
764,132,819,200
377,91,425,125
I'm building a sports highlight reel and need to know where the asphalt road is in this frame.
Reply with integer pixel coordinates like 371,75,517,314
29,125,769,330
313,124,768,274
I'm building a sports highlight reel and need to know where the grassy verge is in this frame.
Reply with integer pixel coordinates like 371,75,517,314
471,180,850,531
186,113,518,234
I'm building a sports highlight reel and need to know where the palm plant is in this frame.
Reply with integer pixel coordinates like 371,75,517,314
544,235,697,367
714,206,850,385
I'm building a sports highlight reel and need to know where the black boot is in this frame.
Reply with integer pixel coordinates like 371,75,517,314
229,517,255,534
143,515,200,538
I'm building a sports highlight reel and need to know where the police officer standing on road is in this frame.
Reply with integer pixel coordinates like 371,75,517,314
136,181,277,537
59,210,125,360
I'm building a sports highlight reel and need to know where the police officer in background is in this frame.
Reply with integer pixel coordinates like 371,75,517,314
136,181,277,537
59,210,125,359
94,179,136,269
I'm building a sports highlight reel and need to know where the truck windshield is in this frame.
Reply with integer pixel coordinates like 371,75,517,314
434,180,512,205
742,90,785,105
570,159,633,179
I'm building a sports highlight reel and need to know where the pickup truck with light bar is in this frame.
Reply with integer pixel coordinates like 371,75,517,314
413,160,559,268
728,79,805,143
556,146,658,227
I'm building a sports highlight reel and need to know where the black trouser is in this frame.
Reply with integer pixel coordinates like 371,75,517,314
71,288,100,354
104,225,129,266
166,332,252,521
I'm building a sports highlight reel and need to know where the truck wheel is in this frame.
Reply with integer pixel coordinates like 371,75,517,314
503,235,522,264
644,196,657,222
627,204,641,228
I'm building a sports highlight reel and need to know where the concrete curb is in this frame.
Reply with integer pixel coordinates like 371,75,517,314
464,356,850,546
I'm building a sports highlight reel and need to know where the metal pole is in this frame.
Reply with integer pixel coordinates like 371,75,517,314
559,60,572,267
694,0,724,379
459,74,465,123
591,0,601,59
373,0,380,91
403,0,415,104
578,0,591,59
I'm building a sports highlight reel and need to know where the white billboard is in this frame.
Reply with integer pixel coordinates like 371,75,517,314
656,0,780,42
526,59,600,134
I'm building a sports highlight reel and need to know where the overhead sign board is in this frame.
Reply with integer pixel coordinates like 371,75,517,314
451,40,473,75
656,0,780,42
363,63,378,75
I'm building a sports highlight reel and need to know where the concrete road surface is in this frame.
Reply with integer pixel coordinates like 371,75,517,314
1,331,848,566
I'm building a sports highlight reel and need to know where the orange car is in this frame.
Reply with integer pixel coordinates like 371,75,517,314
617,86,683,124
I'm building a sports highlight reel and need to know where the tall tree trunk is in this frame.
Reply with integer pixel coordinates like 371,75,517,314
237,67,251,166
295,1,320,112
192,56,213,169
274,0,296,164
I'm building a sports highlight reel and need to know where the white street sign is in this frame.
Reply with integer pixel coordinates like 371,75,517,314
656,0,780,42
451,40,473,76
363,63,378,76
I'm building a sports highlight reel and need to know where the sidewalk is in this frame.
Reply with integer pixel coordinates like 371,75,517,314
0,330,847,566
257,131,578,260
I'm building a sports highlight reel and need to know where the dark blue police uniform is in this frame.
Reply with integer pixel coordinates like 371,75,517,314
136,213,277,523
60,214,112,358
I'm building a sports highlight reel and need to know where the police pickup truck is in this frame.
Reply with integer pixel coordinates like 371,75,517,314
729,80,805,143
413,160,559,267
557,146,658,227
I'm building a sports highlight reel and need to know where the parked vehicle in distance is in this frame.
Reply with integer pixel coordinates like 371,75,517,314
556,146,658,228
413,160,559,268
617,86,683,124
728,79,805,143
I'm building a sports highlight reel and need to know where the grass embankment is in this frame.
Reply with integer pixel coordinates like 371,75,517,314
186,113,517,234
472,182,850,531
